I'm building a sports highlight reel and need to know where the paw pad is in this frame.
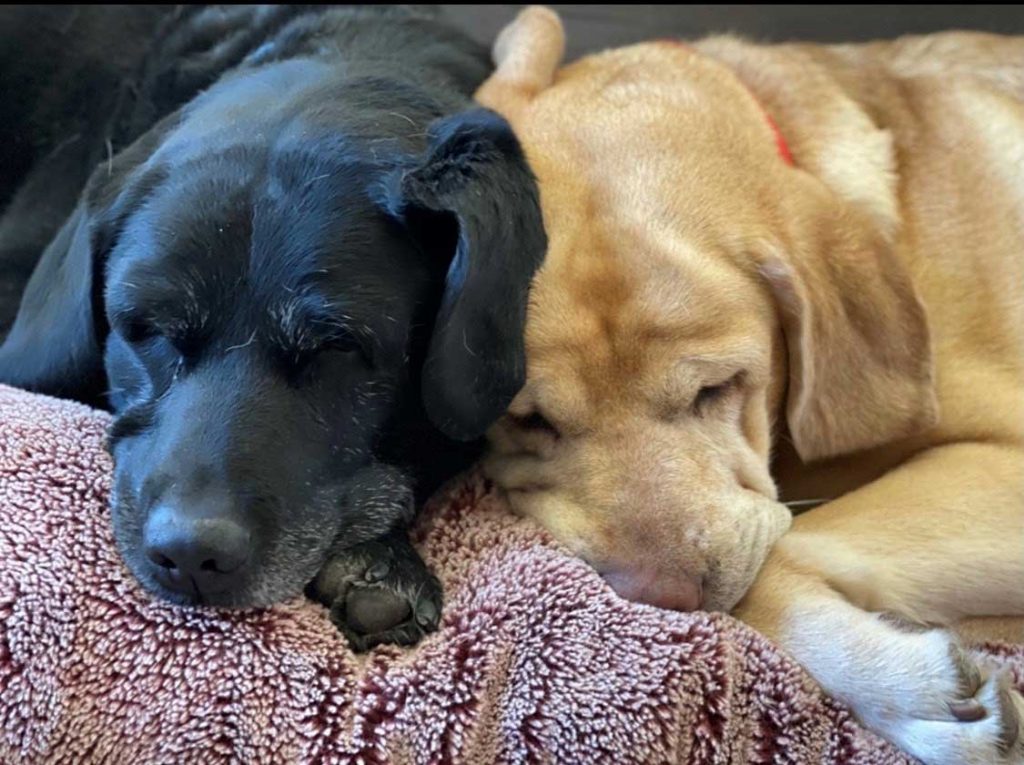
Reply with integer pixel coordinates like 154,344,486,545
343,585,412,635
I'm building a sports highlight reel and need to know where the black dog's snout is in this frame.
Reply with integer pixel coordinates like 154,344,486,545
143,502,253,596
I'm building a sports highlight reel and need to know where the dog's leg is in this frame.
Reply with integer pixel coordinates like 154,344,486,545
735,442,1024,765
309,527,442,651
307,464,442,650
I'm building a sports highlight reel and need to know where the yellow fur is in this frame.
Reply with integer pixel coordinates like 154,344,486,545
478,8,1024,764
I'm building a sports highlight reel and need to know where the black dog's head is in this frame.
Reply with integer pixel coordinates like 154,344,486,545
0,64,545,607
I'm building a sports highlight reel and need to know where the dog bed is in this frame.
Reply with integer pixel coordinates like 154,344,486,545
1,384,1021,764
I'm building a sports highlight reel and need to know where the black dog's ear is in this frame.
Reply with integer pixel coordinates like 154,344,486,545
0,121,170,406
382,109,546,441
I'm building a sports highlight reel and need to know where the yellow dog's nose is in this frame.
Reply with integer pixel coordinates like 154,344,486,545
600,566,704,612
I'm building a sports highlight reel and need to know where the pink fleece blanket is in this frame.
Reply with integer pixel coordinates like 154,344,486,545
1,384,1020,764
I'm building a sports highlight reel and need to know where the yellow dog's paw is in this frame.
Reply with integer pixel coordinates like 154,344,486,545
893,671,1023,765
873,632,1024,765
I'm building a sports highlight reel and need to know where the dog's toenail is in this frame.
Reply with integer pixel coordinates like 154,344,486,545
949,645,982,697
948,698,986,722
416,600,439,628
366,562,390,582
996,680,1021,753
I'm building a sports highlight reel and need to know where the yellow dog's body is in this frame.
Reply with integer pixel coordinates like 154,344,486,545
479,8,1024,764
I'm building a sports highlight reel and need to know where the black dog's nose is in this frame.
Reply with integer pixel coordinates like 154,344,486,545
143,503,253,596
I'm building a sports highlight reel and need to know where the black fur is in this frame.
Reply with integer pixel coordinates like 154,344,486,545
0,6,546,647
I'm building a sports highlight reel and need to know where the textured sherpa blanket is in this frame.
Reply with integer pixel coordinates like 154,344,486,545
1,384,1021,764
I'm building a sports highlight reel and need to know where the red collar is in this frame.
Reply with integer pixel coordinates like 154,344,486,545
657,40,794,166
757,104,794,166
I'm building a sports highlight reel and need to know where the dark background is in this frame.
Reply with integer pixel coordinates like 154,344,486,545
441,5,1024,62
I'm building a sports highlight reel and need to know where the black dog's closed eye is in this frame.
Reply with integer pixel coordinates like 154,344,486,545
284,329,369,381
123,318,159,344
109,296,199,351
110,316,200,386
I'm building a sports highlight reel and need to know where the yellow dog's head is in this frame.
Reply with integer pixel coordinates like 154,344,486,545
479,8,936,612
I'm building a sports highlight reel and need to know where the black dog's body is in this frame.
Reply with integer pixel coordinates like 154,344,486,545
0,6,545,649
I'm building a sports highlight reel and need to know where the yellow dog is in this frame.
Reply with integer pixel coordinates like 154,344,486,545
479,8,1024,764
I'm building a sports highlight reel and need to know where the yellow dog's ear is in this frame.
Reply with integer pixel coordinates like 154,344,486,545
759,199,938,462
475,6,565,118
698,37,939,462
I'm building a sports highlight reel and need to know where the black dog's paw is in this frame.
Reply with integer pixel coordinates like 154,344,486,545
309,533,442,652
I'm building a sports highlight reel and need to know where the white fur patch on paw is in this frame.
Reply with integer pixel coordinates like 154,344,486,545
889,670,1024,765
859,631,1024,765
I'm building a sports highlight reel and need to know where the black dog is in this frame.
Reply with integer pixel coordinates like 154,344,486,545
0,6,545,649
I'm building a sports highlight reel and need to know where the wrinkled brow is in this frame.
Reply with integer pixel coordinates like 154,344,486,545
106,264,213,341
267,293,376,359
